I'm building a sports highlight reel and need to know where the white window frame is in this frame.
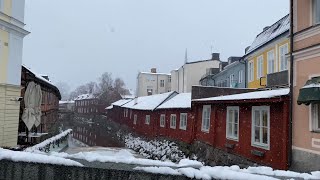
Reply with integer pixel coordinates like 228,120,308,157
267,50,275,74
229,74,234,87
257,55,264,79
248,61,254,82
160,80,165,87
201,105,211,132
145,115,150,125
310,103,320,132
133,114,137,125
238,70,243,84
179,113,188,130
160,114,165,127
251,106,270,150
226,106,239,141
279,43,289,71
170,114,177,129
313,0,320,25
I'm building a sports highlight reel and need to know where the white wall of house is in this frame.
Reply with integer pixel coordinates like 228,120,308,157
171,60,220,93
136,72,171,97
7,33,23,86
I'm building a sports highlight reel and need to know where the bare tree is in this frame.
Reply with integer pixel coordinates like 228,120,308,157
114,77,130,95
55,82,71,100
99,72,114,92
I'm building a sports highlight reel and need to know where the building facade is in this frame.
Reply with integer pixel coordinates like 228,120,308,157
18,65,61,144
245,15,290,89
291,0,320,172
136,68,171,97
171,53,221,93
0,0,29,147
200,57,246,88
74,94,99,115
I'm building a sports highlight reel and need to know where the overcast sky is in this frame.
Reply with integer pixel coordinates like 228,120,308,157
23,0,289,91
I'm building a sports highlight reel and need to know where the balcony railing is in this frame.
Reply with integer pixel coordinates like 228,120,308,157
266,70,289,88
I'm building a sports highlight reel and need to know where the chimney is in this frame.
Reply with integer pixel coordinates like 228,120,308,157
245,46,251,54
211,53,220,60
228,57,242,64
151,68,157,73
41,75,49,81
263,26,270,32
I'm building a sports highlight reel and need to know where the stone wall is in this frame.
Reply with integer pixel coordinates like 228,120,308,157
190,141,257,168
0,160,191,180
291,148,320,172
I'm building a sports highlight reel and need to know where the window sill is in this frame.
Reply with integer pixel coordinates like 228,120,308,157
226,136,239,142
251,143,270,151
179,128,186,131
311,130,320,133
201,129,210,133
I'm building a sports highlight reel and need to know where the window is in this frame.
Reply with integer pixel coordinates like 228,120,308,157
123,109,126,117
238,70,243,84
130,110,132,119
248,61,254,82
168,76,171,83
160,114,165,127
314,0,320,24
179,113,187,130
160,80,165,87
279,44,289,71
145,115,150,125
252,106,270,150
147,89,153,95
311,103,320,132
201,105,211,132
257,55,264,79
134,114,137,125
226,107,239,141
170,114,176,129
267,50,275,74
229,74,234,87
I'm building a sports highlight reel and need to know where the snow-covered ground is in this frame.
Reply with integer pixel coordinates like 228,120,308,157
2,130,319,179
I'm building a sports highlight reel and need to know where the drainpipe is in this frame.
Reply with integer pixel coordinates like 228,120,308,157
288,0,294,168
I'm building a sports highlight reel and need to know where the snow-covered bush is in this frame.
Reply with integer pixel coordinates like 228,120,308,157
124,134,185,162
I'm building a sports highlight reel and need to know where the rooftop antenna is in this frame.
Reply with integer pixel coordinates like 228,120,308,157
184,48,188,64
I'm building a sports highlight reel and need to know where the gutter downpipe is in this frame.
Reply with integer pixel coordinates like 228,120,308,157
289,0,294,168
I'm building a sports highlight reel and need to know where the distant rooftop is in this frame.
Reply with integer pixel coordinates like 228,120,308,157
246,14,289,55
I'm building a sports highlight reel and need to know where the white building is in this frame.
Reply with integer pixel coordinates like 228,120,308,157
171,53,221,93
0,0,29,147
136,68,171,97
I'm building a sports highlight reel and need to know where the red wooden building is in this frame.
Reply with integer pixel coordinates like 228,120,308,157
106,88,290,170
192,88,290,170
19,65,61,144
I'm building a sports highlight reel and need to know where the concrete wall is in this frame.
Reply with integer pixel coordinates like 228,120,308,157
0,160,190,180
171,60,220,93
137,73,171,97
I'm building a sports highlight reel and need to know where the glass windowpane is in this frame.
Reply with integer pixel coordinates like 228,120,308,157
255,111,260,126
255,127,260,143
262,127,268,144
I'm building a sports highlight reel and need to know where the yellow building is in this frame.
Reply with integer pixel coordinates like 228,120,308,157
245,15,290,89
0,0,29,147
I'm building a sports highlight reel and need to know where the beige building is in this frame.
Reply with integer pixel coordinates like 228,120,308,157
171,53,221,93
0,0,29,147
136,68,171,97
291,0,320,171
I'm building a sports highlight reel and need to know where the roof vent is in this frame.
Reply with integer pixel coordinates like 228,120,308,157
211,53,220,60
151,68,157,73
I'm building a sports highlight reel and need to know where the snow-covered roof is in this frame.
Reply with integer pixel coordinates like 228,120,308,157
22,64,56,87
157,93,191,109
112,99,133,107
139,72,171,76
121,94,135,99
105,105,113,110
74,94,96,101
246,14,289,55
122,92,177,111
302,83,320,89
193,88,289,102
59,100,75,104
